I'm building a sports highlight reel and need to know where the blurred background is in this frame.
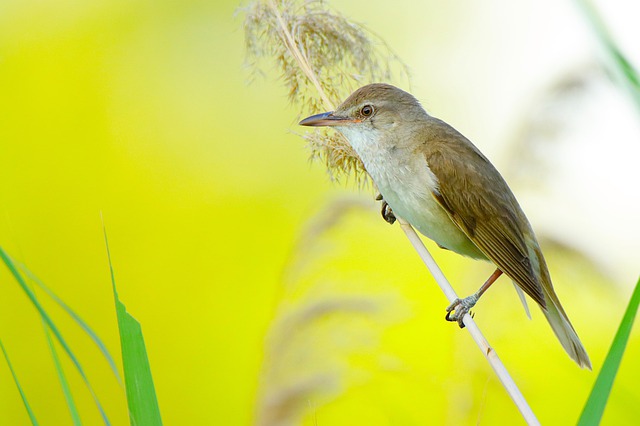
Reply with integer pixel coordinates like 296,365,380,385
0,0,638,424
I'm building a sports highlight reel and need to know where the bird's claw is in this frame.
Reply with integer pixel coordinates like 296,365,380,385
376,193,396,225
445,295,479,329
381,201,396,224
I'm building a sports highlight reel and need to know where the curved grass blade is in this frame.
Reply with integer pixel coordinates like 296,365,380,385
0,339,39,425
575,0,640,110
103,228,162,426
17,261,123,385
578,276,640,425
43,324,82,425
16,255,81,424
0,246,111,425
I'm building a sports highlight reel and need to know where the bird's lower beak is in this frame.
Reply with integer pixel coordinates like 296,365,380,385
299,111,352,127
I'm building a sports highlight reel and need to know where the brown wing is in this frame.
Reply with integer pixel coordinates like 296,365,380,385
422,119,546,308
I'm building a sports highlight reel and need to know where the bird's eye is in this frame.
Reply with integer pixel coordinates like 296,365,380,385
360,105,374,117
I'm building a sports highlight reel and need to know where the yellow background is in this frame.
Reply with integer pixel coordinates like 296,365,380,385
0,0,638,425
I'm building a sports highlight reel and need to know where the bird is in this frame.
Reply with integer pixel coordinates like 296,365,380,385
299,83,591,368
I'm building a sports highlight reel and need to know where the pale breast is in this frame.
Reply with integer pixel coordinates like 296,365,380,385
342,128,485,259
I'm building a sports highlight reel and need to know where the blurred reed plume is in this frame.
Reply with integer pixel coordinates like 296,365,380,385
503,62,640,282
242,0,409,185
254,197,406,426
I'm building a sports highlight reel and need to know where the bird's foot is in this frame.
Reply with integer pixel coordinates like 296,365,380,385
445,295,479,328
381,201,396,224
376,193,396,225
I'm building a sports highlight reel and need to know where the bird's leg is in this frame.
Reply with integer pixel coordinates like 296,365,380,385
375,193,396,225
446,269,503,328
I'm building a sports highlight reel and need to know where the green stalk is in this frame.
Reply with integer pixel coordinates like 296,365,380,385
0,339,39,425
578,276,640,425
103,226,162,426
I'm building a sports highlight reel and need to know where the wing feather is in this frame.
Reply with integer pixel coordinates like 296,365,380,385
423,121,546,307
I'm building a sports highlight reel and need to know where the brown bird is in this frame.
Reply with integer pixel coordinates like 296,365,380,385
300,83,591,368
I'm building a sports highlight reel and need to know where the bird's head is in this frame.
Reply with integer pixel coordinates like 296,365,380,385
299,83,427,133
299,83,428,153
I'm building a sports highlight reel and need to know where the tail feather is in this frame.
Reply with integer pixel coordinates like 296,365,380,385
529,243,591,369
541,287,591,369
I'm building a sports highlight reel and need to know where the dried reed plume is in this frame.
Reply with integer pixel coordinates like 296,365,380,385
243,0,409,185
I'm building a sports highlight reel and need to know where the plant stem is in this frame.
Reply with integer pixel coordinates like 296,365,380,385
269,0,335,110
398,219,539,425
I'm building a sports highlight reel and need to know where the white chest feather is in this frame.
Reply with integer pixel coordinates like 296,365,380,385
338,126,484,259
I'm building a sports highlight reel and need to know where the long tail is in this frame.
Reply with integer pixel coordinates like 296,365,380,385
531,245,591,369
541,285,591,369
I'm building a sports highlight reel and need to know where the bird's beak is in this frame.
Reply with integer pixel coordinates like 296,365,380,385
299,111,353,127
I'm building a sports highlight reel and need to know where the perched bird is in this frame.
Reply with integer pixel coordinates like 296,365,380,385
299,83,591,368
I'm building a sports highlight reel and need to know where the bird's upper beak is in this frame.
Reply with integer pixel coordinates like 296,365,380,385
299,111,354,127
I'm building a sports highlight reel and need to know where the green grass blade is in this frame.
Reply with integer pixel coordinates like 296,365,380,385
0,246,111,425
0,339,39,425
575,0,640,110
17,261,123,384
103,228,162,426
43,324,82,425
578,276,640,425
